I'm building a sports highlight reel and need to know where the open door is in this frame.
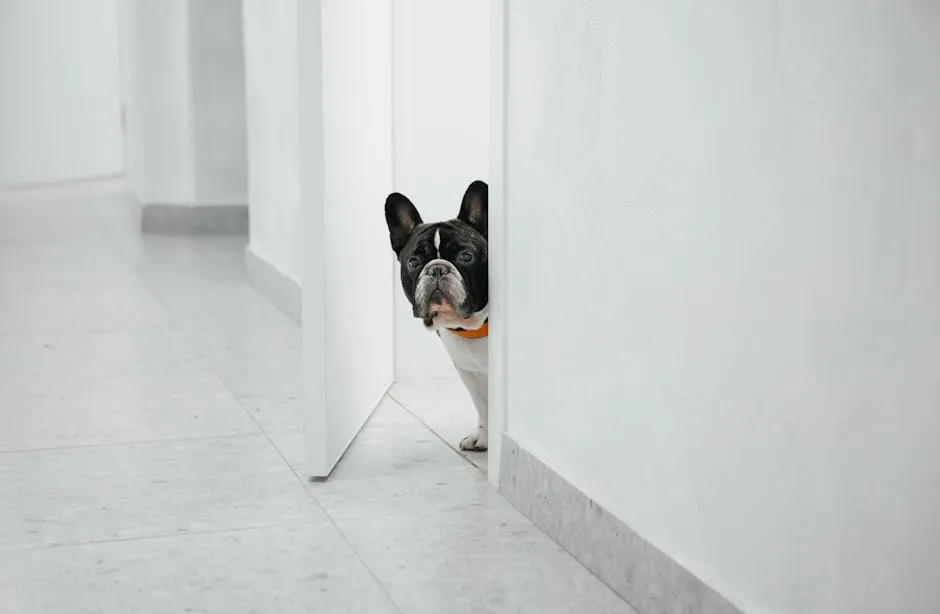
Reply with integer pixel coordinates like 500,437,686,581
297,0,394,478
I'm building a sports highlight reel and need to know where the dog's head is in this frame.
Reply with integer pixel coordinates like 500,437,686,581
385,180,488,332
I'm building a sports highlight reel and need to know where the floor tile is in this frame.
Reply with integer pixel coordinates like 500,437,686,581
0,327,252,450
0,193,110,245
389,379,489,471
0,523,398,614
282,398,508,520
139,268,289,326
88,187,145,252
189,322,304,433
0,327,208,378
272,397,466,478
187,319,302,361
0,241,131,276
192,322,303,397
116,234,249,278
0,267,171,334
0,358,258,451
0,181,634,614
311,465,508,521
336,507,638,614
237,394,303,433
0,436,324,550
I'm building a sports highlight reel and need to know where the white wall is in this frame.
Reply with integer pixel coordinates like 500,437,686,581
118,0,247,207
504,2,940,613
0,0,123,187
115,0,143,195
391,0,491,382
242,0,301,280
118,0,194,204
190,0,248,205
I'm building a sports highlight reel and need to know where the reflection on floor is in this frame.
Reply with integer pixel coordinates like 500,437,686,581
0,182,635,613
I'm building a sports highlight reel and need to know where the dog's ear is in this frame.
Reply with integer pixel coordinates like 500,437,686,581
385,192,423,254
457,180,488,237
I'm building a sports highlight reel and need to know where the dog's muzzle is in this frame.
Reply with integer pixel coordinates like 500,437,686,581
413,259,469,319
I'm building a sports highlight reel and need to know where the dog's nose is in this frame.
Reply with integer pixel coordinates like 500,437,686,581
427,263,448,278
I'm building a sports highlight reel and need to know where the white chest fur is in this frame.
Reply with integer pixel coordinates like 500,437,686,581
438,331,488,375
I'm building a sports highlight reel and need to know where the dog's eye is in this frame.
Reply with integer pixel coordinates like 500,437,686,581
457,251,474,264
406,256,422,271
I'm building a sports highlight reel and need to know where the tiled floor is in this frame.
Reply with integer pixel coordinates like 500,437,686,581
0,183,635,613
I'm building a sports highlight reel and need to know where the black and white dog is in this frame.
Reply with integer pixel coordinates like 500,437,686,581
384,180,489,451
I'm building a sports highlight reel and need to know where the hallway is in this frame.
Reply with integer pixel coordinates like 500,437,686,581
0,183,635,613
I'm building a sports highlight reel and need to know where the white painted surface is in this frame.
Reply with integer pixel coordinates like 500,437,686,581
189,0,248,206
504,2,940,613
115,0,143,194
118,0,194,204
391,0,491,382
299,0,394,476
297,0,328,477
0,0,123,187
320,0,394,469
119,0,246,207
242,0,301,280
485,0,507,485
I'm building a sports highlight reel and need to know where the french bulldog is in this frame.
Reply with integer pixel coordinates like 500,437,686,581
384,180,489,451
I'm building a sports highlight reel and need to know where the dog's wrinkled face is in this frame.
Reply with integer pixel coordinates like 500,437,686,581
385,181,488,331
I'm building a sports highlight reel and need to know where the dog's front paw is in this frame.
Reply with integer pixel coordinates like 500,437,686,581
459,427,488,452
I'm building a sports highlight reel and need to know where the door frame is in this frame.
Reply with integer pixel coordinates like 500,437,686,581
486,0,508,487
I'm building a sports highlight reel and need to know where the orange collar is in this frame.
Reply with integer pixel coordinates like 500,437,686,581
449,321,488,339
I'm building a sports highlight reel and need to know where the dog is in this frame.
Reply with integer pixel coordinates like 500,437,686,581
384,180,489,452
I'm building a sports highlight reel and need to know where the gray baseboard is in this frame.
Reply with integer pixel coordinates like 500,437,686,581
141,203,249,235
245,246,302,324
500,435,743,614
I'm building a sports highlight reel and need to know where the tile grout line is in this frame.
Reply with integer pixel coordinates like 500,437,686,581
386,388,488,474
4,194,404,609
0,430,278,456
0,519,329,555
382,390,646,611
354,395,640,613
123,332,404,613
311,509,407,614
217,378,406,614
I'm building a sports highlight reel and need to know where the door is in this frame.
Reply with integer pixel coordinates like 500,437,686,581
298,0,394,478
